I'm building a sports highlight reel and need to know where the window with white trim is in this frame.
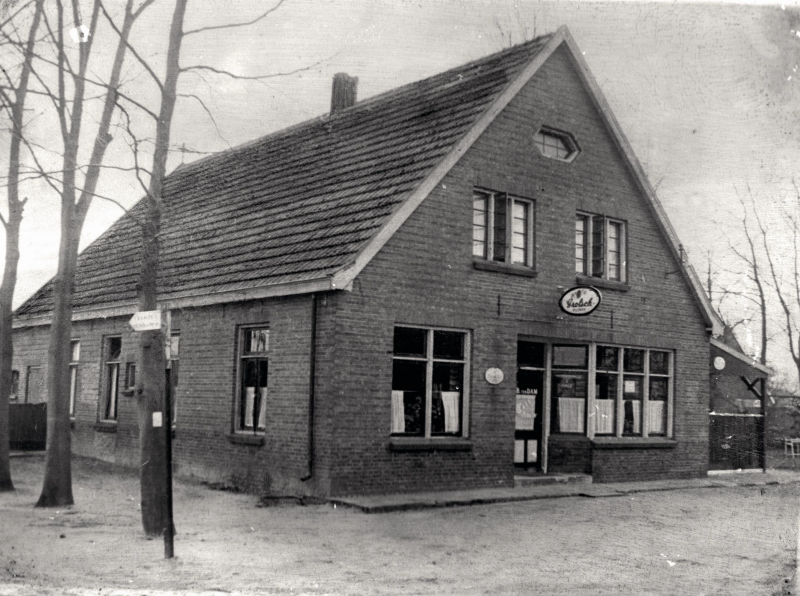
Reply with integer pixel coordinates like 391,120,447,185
533,128,579,162
236,327,268,434
69,340,80,418
101,336,121,421
575,213,626,282
391,326,469,437
543,343,673,438
550,345,589,434
473,190,534,267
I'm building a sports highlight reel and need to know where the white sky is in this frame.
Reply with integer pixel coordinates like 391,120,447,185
7,0,800,384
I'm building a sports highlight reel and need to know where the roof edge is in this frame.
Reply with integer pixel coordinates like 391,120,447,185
13,276,338,328
710,338,773,376
331,29,568,289
558,29,724,337
334,26,723,337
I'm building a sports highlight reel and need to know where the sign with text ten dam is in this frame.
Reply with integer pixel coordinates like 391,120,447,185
559,286,602,316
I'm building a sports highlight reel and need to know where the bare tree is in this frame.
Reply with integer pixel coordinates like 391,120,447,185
717,191,770,366
0,0,150,507
718,183,800,387
0,0,44,492
757,182,800,385
103,0,307,537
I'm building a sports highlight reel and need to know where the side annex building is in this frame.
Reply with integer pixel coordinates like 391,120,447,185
11,28,727,497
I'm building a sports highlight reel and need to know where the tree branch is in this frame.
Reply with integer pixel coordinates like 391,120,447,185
177,92,230,148
182,0,286,36
99,0,163,92
180,58,327,81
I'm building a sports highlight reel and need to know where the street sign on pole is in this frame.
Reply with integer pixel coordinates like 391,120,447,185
129,310,162,331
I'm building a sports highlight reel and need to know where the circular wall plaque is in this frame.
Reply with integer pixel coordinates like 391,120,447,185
485,367,504,385
713,356,726,371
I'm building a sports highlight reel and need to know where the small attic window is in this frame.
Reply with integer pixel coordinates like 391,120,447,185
534,128,579,162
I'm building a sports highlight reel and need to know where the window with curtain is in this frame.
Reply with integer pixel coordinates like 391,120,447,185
391,326,469,438
237,327,268,433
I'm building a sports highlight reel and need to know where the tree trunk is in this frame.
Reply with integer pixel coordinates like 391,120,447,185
137,213,168,537
135,0,187,537
36,211,80,507
0,0,43,494
0,199,24,492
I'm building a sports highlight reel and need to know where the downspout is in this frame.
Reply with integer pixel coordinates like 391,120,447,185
301,292,317,482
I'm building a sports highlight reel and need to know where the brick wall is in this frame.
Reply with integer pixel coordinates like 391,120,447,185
324,45,710,496
12,294,331,496
11,45,712,498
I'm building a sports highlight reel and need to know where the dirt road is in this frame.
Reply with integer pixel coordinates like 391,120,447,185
0,456,797,595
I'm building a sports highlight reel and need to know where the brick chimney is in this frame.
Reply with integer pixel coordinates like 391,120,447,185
330,73,358,113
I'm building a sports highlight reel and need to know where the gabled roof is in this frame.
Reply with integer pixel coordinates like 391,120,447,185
15,33,553,322
15,26,723,336
710,338,773,376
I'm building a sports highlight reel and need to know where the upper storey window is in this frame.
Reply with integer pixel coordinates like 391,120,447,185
576,213,627,283
473,190,534,267
534,127,579,162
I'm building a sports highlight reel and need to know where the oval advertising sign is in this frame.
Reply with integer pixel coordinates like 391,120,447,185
559,286,602,316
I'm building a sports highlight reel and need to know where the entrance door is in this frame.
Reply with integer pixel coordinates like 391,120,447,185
516,342,545,469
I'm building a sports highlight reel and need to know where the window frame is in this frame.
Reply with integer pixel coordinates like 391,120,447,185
234,325,269,435
539,342,674,440
100,336,122,422
9,370,19,402
575,212,627,283
533,127,580,163
391,325,471,439
473,189,535,268
69,339,80,418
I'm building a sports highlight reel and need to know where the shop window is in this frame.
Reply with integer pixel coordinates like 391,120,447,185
551,345,588,434
391,326,469,437
648,351,671,436
9,370,19,401
69,340,80,418
546,344,673,438
592,345,672,438
101,337,121,421
594,346,618,436
575,213,626,282
236,327,268,434
473,190,534,267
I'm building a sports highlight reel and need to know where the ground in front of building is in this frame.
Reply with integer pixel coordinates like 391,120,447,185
0,456,796,596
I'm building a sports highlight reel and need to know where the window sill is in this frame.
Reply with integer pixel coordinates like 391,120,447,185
94,421,117,433
548,434,591,443
226,433,265,447
473,260,538,278
591,437,676,449
575,275,630,292
389,437,473,452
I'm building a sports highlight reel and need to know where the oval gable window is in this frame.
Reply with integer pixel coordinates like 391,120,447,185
534,127,579,162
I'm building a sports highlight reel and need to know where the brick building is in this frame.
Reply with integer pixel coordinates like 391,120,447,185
11,27,726,497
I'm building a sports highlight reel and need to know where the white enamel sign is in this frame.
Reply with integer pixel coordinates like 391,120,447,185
130,310,162,331
559,286,602,316
485,367,504,385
